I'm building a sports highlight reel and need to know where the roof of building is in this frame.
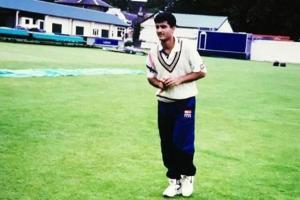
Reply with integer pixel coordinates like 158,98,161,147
0,0,127,26
55,0,112,8
174,13,228,29
123,11,138,22
142,12,228,30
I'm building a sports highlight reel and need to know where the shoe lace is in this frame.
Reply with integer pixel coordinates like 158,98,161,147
169,179,181,186
181,176,192,184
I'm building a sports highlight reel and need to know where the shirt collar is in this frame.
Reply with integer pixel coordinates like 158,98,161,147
158,37,181,52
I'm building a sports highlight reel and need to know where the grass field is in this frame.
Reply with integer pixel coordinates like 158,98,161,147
0,42,299,200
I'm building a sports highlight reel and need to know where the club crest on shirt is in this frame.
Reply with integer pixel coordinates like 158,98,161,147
200,64,206,70
184,110,192,118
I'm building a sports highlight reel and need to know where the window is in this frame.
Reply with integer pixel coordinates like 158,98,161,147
52,23,62,34
25,19,30,25
92,28,99,36
39,21,44,30
101,29,109,38
76,26,84,35
117,27,125,38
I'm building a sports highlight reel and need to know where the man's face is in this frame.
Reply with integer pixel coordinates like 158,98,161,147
155,21,175,42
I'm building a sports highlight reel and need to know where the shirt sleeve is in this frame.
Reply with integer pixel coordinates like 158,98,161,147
146,52,157,78
188,43,207,73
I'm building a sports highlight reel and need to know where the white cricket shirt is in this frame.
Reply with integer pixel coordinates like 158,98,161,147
146,37,207,102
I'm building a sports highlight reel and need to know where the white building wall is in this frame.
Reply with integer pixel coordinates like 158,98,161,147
140,19,199,49
19,17,34,29
140,17,232,50
44,16,70,34
251,40,300,64
175,28,198,40
91,23,110,37
44,15,125,39
72,20,91,36
109,25,116,38
140,20,158,49
217,20,233,32
19,17,44,29
175,28,199,49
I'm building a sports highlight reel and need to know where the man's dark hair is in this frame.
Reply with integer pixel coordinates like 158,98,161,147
154,12,176,27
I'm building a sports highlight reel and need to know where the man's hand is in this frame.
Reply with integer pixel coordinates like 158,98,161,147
148,71,205,91
163,71,206,88
162,77,183,88
158,80,166,90
148,77,167,91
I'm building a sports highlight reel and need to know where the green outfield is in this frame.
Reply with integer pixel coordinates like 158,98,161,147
0,42,299,199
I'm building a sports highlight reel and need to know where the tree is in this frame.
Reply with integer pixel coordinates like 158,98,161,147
171,0,300,40
245,0,300,39
105,0,129,10
45,0,300,40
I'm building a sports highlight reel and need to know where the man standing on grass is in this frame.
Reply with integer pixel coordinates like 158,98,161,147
146,12,207,197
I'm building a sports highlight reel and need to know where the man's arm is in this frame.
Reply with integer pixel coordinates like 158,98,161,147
147,77,165,90
163,71,206,88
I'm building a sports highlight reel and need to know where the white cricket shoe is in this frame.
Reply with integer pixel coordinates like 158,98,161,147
162,179,181,197
181,175,194,197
